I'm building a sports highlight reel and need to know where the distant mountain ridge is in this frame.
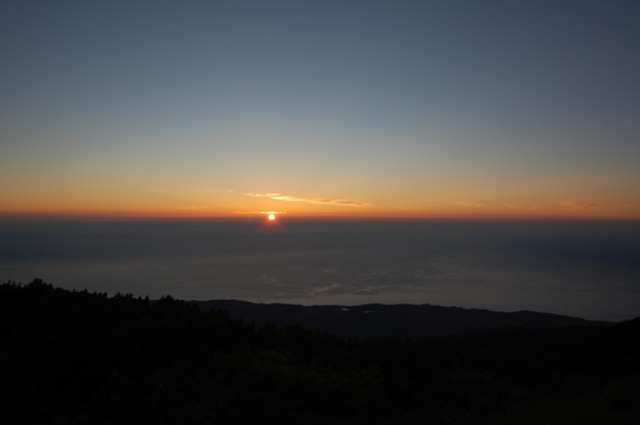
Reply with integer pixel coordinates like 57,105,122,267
195,300,611,339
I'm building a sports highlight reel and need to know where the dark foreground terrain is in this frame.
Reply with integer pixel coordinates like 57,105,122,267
1,280,639,424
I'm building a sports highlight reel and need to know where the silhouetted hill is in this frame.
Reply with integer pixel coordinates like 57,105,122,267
195,300,610,339
1,280,638,424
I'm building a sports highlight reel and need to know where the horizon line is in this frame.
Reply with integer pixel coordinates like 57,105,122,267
1,212,639,222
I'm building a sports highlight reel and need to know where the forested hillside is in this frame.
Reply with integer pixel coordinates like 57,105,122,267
1,280,638,424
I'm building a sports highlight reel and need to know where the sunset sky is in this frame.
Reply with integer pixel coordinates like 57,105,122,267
2,0,639,219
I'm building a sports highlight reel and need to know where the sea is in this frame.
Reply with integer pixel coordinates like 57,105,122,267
1,218,639,322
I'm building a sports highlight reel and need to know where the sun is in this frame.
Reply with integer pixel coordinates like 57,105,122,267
262,211,282,223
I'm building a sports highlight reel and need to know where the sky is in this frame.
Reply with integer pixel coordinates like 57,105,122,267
1,0,639,219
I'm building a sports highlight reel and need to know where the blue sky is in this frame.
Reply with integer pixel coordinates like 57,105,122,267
2,0,639,217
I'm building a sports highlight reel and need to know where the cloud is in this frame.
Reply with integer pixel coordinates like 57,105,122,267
451,201,485,208
558,200,633,211
232,210,285,216
245,192,370,207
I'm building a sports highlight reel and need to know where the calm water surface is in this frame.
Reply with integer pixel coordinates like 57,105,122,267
1,218,639,321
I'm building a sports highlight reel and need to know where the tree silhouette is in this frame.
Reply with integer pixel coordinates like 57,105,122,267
1,279,638,424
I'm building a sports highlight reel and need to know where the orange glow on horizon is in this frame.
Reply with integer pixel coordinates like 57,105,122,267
2,206,640,221
1,196,639,221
